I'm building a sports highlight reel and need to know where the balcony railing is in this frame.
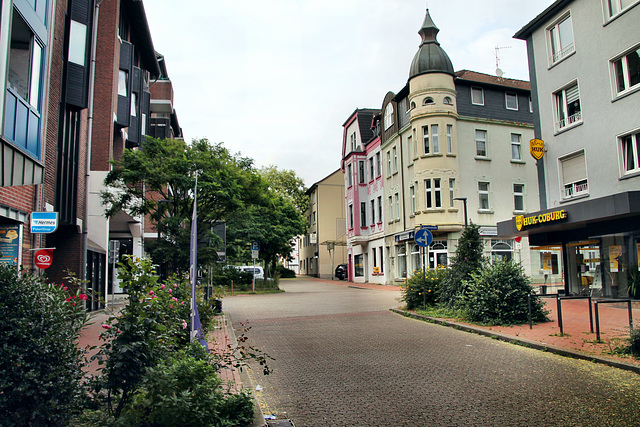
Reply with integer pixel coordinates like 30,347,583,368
557,111,581,130
564,180,588,199
550,43,575,64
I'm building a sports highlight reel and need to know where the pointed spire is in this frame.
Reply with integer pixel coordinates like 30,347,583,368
418,9,440,46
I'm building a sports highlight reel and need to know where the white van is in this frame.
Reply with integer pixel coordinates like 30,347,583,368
236,265,264,280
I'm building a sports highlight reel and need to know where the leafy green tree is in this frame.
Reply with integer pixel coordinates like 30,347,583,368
440,222,485,307
102,137,266,275
259,165,309,214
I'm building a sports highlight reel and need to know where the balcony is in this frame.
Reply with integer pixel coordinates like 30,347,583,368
563,180,588,199
557,111,581,130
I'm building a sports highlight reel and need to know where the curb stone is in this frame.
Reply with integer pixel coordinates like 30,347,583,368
390,307,640,375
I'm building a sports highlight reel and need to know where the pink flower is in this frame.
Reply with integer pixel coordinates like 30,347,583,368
78,294,88,301
168,289,172,293
169,304,173,309
182,320,187,329
173,284,178,288
149,290,154,295
172,297,178,302
161,284,165,289
63,286,68,291
181,301,185,305
101,324,111,329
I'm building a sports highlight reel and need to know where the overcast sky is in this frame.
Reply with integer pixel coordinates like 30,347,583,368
145,0,554,186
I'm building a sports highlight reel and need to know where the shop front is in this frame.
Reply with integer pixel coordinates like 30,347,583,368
497,192,640,299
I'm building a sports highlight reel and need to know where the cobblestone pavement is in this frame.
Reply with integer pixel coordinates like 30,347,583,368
223,277,640,426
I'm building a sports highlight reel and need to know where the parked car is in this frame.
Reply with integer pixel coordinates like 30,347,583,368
236,265,265,280
335,264,347,280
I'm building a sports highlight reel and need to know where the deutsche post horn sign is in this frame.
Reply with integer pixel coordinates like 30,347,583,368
529,139,545,161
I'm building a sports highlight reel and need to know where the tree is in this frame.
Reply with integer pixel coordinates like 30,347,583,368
440,222,485,307
102,137,265,275
259,165,309,214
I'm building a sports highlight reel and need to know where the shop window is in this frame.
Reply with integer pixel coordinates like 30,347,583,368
354,254,364,277
397,246,407,279
491,240,514,263
411,244,421,272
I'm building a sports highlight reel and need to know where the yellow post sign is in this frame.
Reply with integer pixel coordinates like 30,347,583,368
530,139,545,160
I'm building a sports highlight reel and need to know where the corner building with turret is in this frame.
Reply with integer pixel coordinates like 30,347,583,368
343,9,543,286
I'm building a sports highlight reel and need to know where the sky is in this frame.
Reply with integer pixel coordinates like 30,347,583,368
144,0,555,187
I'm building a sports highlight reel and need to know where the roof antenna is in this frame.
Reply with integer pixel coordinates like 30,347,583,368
494,45,511,78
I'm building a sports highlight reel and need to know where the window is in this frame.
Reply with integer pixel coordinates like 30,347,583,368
548,14,575,64
423,97,435,105
68,20,88,66
423,126,430,154
492,240,514,263
560,151,588,198
372,247,377,268
408,135,414,159
621,130,640,175
447,125,453,154
360,202,367,227
371,200,376,225
478,181,490,210
471,87,484,105
449,178,455,208
612,46,640,95
349,204,354,229
555,82,581,130
443,97,453,105
358,161,365,184
347,164,353,187
378,196,382,223
397,245,407,278
376,152,381,176
384,103,394,130
410,186,416,215
424,178,441,209
506,92,518,110
475,130,487,157
118,70,128,97
386,151,391,177
394,193,400,220
8,10,43,108
432,125,439,153
130,92,138,116
514,184,525,211
511,134,522,160
354,254,364,277
607,0,637,18
350,132,356,151
393,147,398,173
529,96,533,113
379,246,384,273
388,196,393,221
369,157,374,180
411,244,421,272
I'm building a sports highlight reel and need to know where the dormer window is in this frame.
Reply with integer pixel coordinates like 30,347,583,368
423,97,435,105
384,103,394,130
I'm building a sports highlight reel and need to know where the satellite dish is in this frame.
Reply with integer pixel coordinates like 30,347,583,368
496,68,503,77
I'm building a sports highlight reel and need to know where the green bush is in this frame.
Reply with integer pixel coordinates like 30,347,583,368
276,265,296,278
402,268,445,310
119,344,254,427
0,265,89,426
463,260,548,325
628,328,640,357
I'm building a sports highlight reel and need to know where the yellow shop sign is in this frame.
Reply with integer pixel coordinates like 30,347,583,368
530,139,545,160
516,210,566,231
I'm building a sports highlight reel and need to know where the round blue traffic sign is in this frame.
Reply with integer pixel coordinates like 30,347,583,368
415,227,433,247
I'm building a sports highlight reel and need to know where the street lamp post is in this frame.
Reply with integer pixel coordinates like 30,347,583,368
453,197,468,227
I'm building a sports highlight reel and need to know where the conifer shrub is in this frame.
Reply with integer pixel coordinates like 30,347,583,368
462,260,549,325
402,268,445,310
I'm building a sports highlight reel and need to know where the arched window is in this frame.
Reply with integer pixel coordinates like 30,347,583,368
423,97,435,105
410,101,416,109
384,103,394,130
443,97,453,105
491,239,514,263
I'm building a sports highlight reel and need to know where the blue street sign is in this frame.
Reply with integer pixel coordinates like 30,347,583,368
30,212,58,234
415,227,433,248
251,241,260,251
422,225,439,231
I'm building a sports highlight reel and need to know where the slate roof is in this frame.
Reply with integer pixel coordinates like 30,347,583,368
455,70,531,91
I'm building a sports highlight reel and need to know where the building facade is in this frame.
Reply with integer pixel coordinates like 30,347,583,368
377,10,538,286
299,169,347,279
499,0,640,298
341,108,386,284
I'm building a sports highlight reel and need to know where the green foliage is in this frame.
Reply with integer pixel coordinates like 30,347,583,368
627,269,640,299
0,264,90,426
259,165,309,214
276,265,296,278
402,268,445,310
627,328,640,358
94,257,191,418
118,344,254,427
440,222,485,307
462,260,549,325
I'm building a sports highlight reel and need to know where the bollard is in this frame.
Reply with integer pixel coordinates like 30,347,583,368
528,293,533,329
557,295,563,335
595,301,601,341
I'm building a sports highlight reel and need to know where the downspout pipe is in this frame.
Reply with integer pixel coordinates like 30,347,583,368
81,0,102,298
